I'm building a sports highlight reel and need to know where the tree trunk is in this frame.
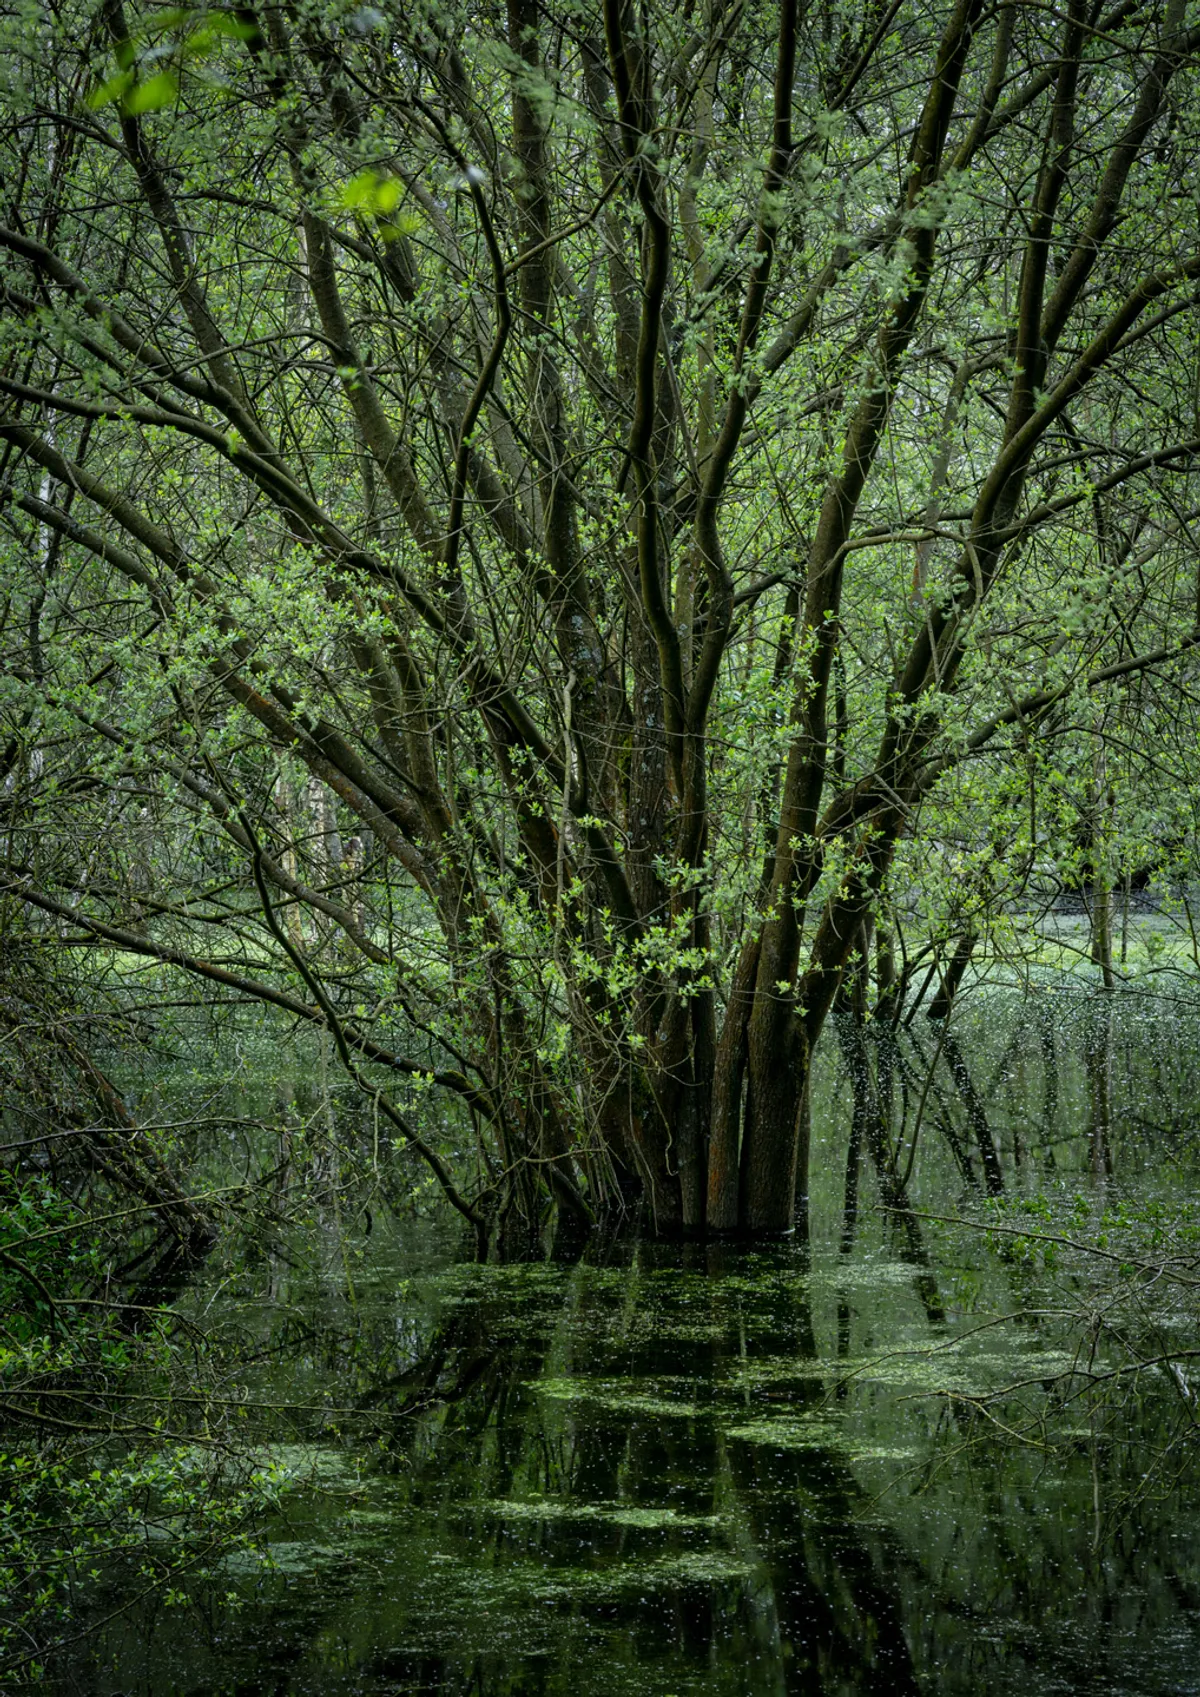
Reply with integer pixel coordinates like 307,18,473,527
927,932,976,1020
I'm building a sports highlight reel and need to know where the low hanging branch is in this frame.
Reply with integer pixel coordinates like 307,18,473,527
3,0,1198,1241
237,811,489,1245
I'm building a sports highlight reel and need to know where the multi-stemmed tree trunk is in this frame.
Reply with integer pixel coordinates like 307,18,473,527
2,0,1198,1237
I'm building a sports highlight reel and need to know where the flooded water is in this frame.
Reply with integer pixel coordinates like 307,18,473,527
37,992,1200,1694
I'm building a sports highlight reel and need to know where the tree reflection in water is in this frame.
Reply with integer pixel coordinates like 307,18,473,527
51,997,1200,1696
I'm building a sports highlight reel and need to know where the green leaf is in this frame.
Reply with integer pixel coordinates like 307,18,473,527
125,72,179,115
205,13,260,39
338,169,404,217
340,170,379,211
87,70,135,110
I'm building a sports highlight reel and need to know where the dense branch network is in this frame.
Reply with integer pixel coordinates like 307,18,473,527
2,0,1198,1235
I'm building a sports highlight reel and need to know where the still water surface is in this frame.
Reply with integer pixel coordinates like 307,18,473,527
54,993,1200,1694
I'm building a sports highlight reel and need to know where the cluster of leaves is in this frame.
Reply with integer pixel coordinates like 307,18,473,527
1,0,1199,1238
0,1427,281,1684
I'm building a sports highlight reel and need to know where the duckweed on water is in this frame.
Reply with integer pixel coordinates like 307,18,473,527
221,1539,363,1578
725,1422,923,1463
726,1343,1083,1397
248,1443,368,1488
723,1417,846,1450
484,1499,723,1529
413,1547,757,1606
531,1377,704,1419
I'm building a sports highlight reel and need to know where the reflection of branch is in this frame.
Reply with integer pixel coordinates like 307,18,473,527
882,1205,1200,1285
898,1018,948,1189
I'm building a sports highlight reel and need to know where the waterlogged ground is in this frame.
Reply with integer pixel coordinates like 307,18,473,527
44,992,1200,1694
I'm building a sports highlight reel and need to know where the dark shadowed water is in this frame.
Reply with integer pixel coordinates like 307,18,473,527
40,990,1200,1694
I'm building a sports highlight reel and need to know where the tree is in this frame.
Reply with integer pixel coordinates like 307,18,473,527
2,0,1199,1239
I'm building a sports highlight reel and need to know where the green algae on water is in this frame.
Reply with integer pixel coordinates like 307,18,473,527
531,1376,703,1419
484,1498,723,1529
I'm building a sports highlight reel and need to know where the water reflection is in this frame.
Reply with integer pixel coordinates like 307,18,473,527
46,992,1200,1694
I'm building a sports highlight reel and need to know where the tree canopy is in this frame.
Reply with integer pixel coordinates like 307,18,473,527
3,0,1200,1239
